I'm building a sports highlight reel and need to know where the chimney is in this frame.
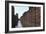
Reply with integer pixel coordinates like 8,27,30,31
29,7,33,10
29,7,33,11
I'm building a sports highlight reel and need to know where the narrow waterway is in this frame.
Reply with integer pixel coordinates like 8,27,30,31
15,20,23,28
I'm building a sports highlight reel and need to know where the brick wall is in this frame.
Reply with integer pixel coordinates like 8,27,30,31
20,7,40,27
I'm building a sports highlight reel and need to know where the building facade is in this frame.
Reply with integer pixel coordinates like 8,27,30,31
20,7,40,27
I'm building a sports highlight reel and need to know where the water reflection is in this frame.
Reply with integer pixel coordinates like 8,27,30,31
15,20,23,28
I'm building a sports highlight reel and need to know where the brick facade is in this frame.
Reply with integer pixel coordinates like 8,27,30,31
20,7,40,27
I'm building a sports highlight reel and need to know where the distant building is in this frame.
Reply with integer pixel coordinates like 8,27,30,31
20,7,40,27
12,6,18,28
16,13,18,17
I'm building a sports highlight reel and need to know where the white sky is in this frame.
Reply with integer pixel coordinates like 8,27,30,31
14,6,29,19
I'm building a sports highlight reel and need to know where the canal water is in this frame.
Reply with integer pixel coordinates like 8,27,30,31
15,20,23,28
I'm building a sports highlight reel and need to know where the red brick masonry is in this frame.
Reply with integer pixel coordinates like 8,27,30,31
20,7,41,27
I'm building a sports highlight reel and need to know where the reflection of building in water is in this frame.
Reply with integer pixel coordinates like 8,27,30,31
20,7,40,27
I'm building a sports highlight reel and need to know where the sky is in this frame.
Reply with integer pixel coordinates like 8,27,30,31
14,6,29,19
